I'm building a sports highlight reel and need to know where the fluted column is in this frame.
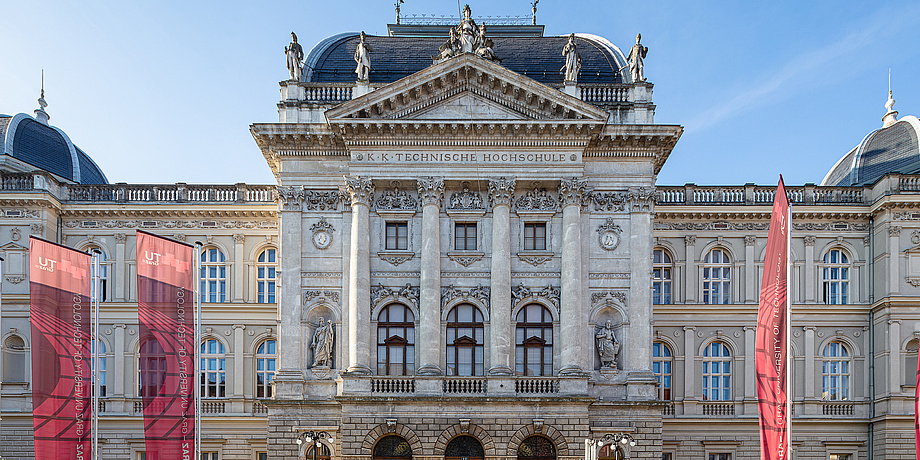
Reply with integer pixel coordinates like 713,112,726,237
344,176,374,375
417,177,444,375
488,177,515,375
273,186,306,398
559,177,588,375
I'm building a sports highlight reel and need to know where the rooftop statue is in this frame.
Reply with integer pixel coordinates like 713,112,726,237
437,27,462,61
285,32,304,81
434,6,501,64
458,4,479,54
354,31,373,82
626,33,648,83
476,24,501,63
562,33,581,84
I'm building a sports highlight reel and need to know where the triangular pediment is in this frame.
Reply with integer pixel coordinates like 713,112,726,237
325,53,609,124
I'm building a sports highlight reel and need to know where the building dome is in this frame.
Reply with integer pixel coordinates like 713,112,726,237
302,32,629,86
821,116,920,187
0,112,108,185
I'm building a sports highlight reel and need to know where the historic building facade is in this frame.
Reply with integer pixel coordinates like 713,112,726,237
1,10,919,460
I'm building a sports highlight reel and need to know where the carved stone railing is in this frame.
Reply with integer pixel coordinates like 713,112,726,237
66,183,275,203
442,378,487,394
515,378,559,394
302,83,354,104
201,401,226,414
661,404,674,416
656,184,868,206
251,401,269,415
579,84,629,104
701,402,735,416
822,402,855,416
371,377,416,394
1,172,36,191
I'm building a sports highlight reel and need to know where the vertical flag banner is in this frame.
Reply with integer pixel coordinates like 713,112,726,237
29,237,92,459
136,231,196,459
915,348,919,460
755,177,791,460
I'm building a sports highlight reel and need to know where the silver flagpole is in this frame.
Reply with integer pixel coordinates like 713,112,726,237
194,242,202,459
91,250,100,460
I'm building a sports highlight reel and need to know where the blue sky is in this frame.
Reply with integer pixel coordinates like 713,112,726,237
3,1,919,186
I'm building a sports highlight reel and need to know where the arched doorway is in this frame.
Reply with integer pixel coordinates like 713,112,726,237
374,435,413,460
444,435,484,460
517,436,556,460
306,444,331,460
598,444,625,460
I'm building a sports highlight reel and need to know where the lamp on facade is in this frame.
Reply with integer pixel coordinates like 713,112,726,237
296,430,334,460
585,433,637,460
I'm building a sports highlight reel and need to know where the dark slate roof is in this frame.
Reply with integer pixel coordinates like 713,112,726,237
305,33,626,86
822,117,920,186
2,114,108,184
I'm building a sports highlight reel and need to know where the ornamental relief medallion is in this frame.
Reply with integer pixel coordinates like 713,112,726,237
596,218,622,251
310,217,335,249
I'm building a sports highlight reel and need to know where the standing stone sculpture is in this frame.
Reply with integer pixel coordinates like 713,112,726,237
458,4,478,54
285,32,304,81
626,33,648,82
562,33,581,84
354,31,373,82
595,320,620,368
476,24,501,63
311,318,335,368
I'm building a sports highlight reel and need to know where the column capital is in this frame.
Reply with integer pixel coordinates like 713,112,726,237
626,186,655,212
344,176,375,207
233,234,246,244
889,225,902,237
488,177,516,207
114,233,127,244
743,326,756,332
683,326,696,331
744,235,756,246
804,235,816,246
277,185,305,210
684,235,697,246
558,177,589,207
802,326,817,332
114,323,126,330
233,324,247,330
417,177,444,207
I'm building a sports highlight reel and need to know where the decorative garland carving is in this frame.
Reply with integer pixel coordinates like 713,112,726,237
590,191,626,212
375,182,417,211
515,185,557,211
302,290,341,306
791,222,870,231
371,284,420,310
440,284,491,310
591,290,627,307
380,254,414,266
64,220,276,229
448,182,485,211
626,186,655,212
558,177,589,207
511,283,560,310
488,177,516,207
448,253,484,266
518,254,553,266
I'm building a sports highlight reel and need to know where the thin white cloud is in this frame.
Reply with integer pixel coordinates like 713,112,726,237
685,4,920,133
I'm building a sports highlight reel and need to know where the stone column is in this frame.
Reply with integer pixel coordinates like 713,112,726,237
559,177,588,375
889,226,901,294
273,186,306,398
684,236,697,303
683,326,696,400
625,187,657,396
113,323,126,397
803,326,816,399
488,177,515,375
345,176,374,375
889,320,901,394
804,236,816,303
233,234,245,302
233,324,246,398
744,326,756,399
417,177,444,376
744,236,756,303
114,233,127,301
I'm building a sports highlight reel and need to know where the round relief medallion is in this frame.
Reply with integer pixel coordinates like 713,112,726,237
313,229,332,249
599,230,620,251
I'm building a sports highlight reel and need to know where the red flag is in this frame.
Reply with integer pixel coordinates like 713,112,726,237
136,231,195,459
915,347,919,460
29,236,92,460
756,177,791,460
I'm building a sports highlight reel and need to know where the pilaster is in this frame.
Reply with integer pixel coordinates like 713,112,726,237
685,236,697,303
417,176,444,376
114,233,126,301
625,187,657,397
233,234,245,302
804,236,816,303
488,177,515,375
558,177,587,376
113,323,126,398
683,326,696,403
744,236,755,303
344,176,374,375
804,326,816,399
233,324,246,398
889,319,901,394
743,326,756,400
274,185,307,397
889,226,901,294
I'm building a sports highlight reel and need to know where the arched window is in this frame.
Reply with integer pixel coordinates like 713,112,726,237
446,304,484,376
255,339,276,398
822,341,850,401
702,249,731,304
653,249,672,304
138,339,167,397
93,340,107,397
2,335,27,383
653,342,672,400
256,248,277,303
87,246,108,302
822,249,849,305
517,436,556,460
444,435,484,460
377,304,415,375
200,247,226,303
702,341,731,401
200,339,226,398
906,339,919,386
307,444,331,460
598,445,625,460
373,435,413,460
515,304,553,376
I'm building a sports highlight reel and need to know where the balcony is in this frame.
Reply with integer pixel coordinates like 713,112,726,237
347,375,580,398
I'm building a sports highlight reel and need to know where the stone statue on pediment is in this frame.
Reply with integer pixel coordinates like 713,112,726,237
562,33,581,84
626,33,648,83
476,24,501,63
458,4,479,54
285,32,304,81
355,31,373,82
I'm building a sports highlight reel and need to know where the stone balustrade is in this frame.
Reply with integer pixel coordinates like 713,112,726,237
656,183,870,206
65,183,276,203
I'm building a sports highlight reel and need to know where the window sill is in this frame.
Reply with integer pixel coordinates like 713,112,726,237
517,251,554,267
378,251,415,266
447,251,485,267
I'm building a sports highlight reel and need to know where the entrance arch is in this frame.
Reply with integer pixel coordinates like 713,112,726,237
445,435,484,460
373,435,413,460
517,436,556,460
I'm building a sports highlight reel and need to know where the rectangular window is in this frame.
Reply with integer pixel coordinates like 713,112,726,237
708,454,731,460
661,454,672,460
523,223,547,251
201,453,219,460
454,223,477,251
830,455,850,460
386,222,409,250
258,454,268,460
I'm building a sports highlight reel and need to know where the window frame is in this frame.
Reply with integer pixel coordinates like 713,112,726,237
446,303,485,376
702,248,732,305
653,248,673,305
702,341,732,401
200,247,227,303
453,222,478,251
256,248,277,304
385,222,409,251
377,304,416,376
522,222,548,251
200,338,227,398
255,339,276,399
137,339,167,398
515,304,554,376
821,341,851,401
86,245,110,302
653,341,673,400
822,248,850,305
